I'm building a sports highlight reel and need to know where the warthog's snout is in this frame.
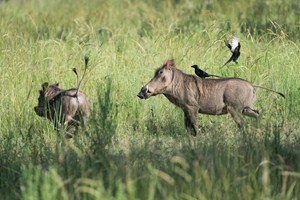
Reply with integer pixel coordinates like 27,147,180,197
137,85,150,99
137,91,145,99
34,106,44,117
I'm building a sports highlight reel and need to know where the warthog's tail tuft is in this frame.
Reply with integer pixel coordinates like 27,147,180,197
72,68,79,86
277,92,285,98
253,85,285,98
85,55,89,67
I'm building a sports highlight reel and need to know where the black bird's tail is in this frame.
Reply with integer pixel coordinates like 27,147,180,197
210,74,221,78
222,56,233,67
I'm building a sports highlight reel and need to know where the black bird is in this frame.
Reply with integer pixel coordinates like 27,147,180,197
223,35,241,66
191,65,220,78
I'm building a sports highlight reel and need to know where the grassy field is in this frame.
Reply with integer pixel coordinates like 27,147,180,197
0,0,300,199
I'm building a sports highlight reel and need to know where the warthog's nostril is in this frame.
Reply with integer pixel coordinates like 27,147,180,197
145,85,153,94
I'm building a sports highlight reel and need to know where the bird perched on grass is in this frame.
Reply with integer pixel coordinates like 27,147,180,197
191,65,220,78
223,35,241,66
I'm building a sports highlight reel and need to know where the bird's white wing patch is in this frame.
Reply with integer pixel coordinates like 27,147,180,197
231,35,239,51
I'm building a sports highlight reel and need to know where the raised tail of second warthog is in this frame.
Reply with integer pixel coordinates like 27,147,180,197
72,56,89,98
253,85,285,98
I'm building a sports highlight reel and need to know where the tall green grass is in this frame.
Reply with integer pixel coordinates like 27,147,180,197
0,0,299,199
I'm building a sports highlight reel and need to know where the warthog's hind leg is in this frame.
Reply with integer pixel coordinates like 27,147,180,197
64,115,80,127
242,106,260,128
227,106,244,129
242,107,259,118
63,115,81,137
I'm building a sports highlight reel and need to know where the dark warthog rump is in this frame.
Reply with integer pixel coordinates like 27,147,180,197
137,60,284,136
34,82,90,130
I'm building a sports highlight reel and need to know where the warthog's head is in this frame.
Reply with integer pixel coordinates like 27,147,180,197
137,60,175,99
34,82,62,118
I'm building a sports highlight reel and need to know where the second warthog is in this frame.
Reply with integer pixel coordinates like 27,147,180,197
137,60,284,136
34,82,90,131
34,57,90,133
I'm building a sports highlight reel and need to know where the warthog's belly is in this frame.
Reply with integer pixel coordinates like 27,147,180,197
198,105,228,115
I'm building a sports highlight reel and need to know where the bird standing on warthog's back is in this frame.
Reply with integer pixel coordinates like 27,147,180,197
191,65,220,78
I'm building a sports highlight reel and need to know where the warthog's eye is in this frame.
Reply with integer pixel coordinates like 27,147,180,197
154,68,164,76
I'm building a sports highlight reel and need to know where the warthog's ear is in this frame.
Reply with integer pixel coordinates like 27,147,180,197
164,59,176,69
42,82,49,90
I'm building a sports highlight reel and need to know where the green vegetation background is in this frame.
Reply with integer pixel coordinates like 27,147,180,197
0,0,299,199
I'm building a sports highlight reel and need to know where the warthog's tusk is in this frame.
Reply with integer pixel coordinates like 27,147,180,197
146,85,149,91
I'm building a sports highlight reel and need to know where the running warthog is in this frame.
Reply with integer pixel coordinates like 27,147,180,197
34,82,90,129
137,60,284,136
34,56,90,132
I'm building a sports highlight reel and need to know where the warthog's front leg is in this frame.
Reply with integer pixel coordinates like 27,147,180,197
184,109,199,136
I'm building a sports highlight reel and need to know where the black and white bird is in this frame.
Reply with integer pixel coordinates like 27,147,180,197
191,65,220,78
223,35,241,66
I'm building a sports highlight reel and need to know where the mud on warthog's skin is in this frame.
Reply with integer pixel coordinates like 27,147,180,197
34,82,90,130
137,59,284,136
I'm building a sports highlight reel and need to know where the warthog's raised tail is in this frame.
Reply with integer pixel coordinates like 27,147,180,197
74,56,89,97
253,85,285,98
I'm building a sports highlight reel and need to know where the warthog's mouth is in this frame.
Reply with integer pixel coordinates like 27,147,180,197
137,90,149,99
137,91,145,99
